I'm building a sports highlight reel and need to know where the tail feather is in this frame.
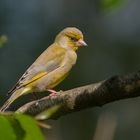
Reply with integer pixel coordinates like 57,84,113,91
0,87,31,112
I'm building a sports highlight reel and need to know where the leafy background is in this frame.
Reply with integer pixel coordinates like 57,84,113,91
0,0,140,140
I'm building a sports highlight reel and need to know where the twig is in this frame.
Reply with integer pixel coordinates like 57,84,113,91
16,71,140,119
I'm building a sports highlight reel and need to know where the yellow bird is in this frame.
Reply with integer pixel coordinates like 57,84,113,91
0,27,87,112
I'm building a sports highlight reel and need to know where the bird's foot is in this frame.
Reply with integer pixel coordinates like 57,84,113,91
47,89,58,96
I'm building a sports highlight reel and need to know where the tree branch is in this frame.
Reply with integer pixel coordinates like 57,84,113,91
16,71,140,119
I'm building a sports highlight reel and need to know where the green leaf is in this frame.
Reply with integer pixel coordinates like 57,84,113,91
15,114,45,140
100,0,125,12
7,115,26,140
35,105,61,120
0,35,8,48
0,113,45,140
0,116,16,140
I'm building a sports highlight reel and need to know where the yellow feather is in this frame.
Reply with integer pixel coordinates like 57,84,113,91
23,72,47,87
1,27,87,112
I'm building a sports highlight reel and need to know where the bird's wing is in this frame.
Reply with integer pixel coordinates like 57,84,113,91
8,44,66,94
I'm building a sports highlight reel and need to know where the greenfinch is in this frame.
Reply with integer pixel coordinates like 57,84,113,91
0,27,87,112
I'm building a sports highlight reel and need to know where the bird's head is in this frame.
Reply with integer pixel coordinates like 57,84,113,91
55,27,87,51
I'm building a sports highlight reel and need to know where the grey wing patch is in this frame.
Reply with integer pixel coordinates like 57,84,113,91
7,66,34,95
45,60,61,72
8,60,62,95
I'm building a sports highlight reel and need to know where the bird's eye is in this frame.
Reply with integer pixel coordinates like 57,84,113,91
71,37,78,42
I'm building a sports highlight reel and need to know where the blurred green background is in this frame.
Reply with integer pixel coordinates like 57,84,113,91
1,0,140,140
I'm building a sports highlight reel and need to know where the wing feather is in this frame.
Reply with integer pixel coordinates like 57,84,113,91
8,44,66,94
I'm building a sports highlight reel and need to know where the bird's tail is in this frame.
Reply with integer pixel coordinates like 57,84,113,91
0,87,31,112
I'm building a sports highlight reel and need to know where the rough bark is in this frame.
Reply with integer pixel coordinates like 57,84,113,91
16,71,140,119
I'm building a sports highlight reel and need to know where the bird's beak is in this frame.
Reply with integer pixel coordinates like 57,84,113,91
77,39,87,47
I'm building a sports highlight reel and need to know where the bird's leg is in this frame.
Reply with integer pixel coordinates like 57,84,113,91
47,89,58,96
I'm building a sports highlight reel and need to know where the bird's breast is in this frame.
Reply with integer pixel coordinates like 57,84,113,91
62,50,77,66
32,50,77,92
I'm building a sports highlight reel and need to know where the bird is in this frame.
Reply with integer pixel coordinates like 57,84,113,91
0,27,87,112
